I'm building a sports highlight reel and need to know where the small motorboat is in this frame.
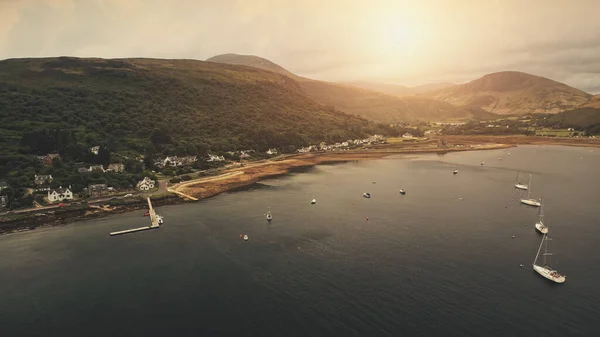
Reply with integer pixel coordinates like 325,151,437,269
363,192,371,198
243,234,249,241
266,208,273,221
311,199,316,204
399,189,406,195
453,170,458,174
156,214,164,225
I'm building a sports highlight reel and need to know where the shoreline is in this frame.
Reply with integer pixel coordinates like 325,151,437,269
1,136,597,236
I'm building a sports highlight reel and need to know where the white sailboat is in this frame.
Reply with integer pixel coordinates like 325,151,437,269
514,170,528,190
266,208,273,221
535,201,548,234
532,234,565,283
520,174,541,207
311,199,316,204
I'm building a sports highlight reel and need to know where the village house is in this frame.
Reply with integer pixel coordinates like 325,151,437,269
0,180,7,191
0,195,7,208
207,154,225,162
37,153,61,166
240,152,250,159
107,163,125,173
34,174,53,186
90,146,100,155
136,177,155,191
88,183,109,197
402,133,415,139
47,186,73,203
155,156,197,168
89,165,105,172
266,148,278,155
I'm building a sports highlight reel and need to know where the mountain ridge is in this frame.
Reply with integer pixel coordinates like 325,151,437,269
425,71,591,115
208,53,473,122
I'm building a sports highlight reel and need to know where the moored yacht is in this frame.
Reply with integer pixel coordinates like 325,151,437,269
266,208,273,221
514,170,529,190
535,201,548,234
532,234,565,283
520,174,541,207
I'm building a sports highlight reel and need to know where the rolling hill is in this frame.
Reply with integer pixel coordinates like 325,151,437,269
425,71,591,115
0,57,388,158
580,94,600,109
207,53,473,122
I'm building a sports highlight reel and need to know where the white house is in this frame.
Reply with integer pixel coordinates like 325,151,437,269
90,146,100,155
89,165,105,172
266,148,278,155
34,174,54,185
48,186,74,203
107,163,125,173
207,154,225,162
136,177,155,191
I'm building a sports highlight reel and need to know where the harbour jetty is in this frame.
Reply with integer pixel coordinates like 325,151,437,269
110,197,159,236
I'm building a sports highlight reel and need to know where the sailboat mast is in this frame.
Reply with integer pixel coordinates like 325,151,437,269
543,235,550,266
533,234,545,265
527,174,532,198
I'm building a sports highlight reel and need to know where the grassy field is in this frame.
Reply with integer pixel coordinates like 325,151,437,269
386,137,405,144
532,128,574,137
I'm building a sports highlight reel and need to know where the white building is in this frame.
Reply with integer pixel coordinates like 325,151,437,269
136,177,156,191
266,148,278,155
107,163,125,173
90,146,100,155
48,186,74,203
207,154,225,162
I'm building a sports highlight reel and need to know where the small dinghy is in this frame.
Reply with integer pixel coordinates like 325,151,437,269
266,207,273,221
363,192,371,198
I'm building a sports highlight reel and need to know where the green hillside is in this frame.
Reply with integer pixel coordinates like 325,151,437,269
549,108,600,134
0,57,391,159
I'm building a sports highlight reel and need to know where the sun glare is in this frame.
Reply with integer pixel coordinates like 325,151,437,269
369,13,418,58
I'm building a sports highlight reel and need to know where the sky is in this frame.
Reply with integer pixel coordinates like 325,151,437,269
1,0,600,93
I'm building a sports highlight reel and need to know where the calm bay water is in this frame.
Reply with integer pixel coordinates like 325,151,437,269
1,145,599,336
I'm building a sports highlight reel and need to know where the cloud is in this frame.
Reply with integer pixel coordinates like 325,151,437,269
1,0,599,93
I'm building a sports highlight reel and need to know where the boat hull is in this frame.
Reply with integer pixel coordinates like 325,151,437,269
535,222,548,234
515,184,528,190
533,264,565,283
521,198,541,207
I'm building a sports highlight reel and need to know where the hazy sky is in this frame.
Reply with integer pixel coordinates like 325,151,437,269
2,0,600,93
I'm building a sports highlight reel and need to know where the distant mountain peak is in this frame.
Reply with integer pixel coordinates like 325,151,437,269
206,53,295,78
